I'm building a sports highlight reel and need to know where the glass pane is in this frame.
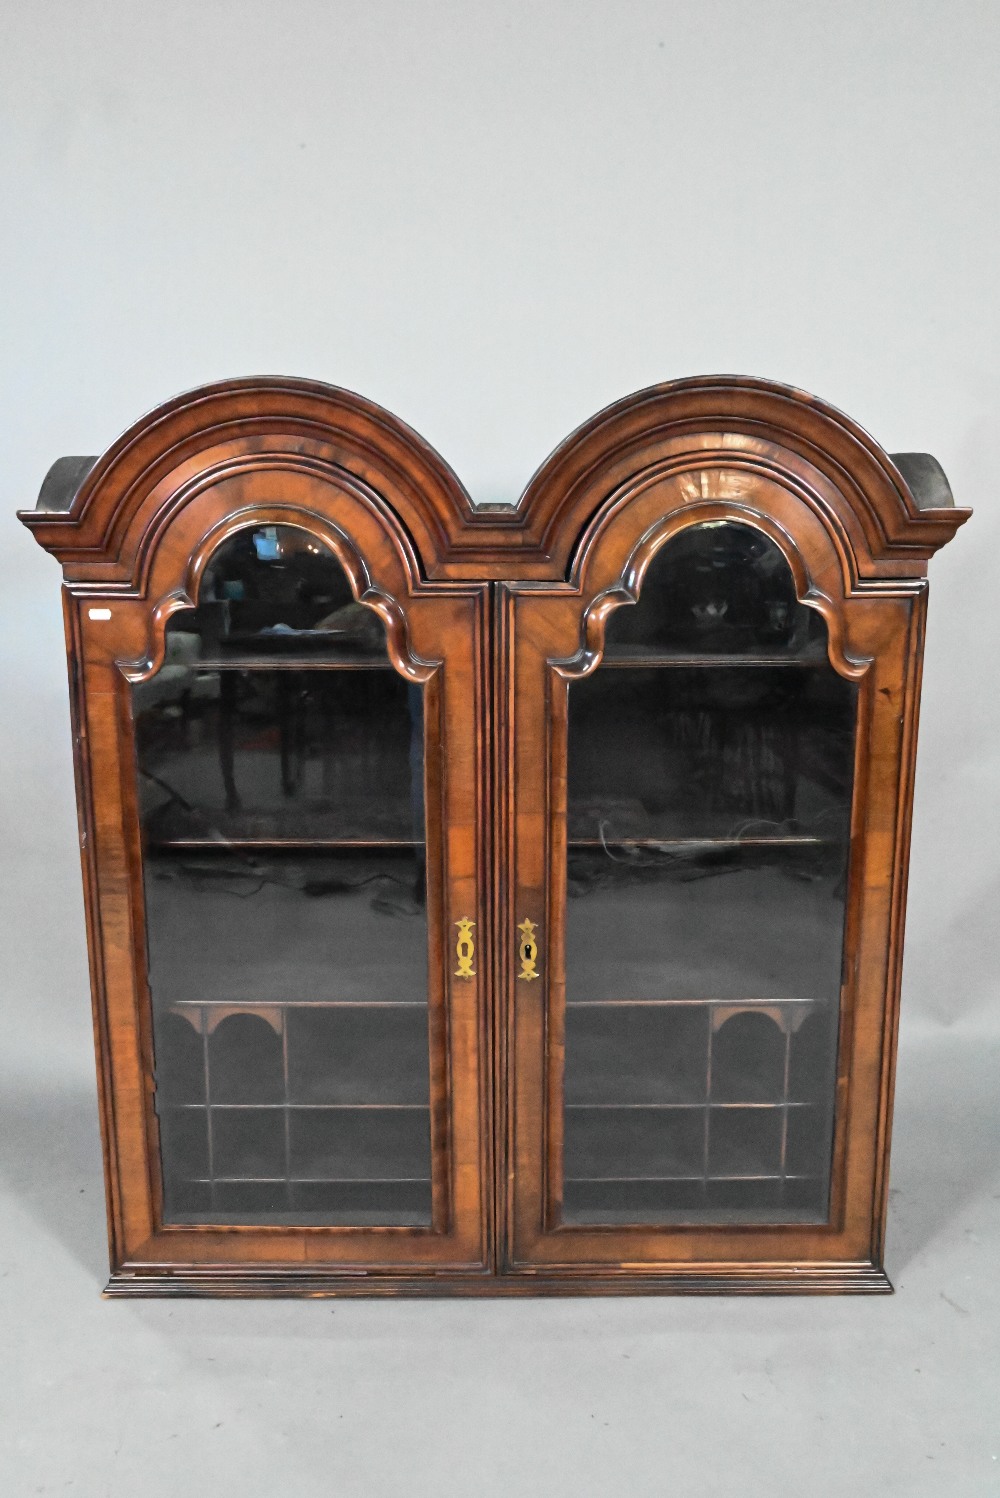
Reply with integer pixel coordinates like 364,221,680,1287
562,523,856,1227
604,521,829,660
134,669,418,844
135,525,432,1227
168,522,389,663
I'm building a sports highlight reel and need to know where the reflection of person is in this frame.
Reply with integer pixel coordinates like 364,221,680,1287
201,526,257,603
674,529,798,649
408,684,426,905
608,524,804,652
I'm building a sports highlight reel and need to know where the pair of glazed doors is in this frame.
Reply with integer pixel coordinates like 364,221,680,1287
43,378,963,1291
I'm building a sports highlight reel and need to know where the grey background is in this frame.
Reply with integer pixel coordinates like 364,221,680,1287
1,2,997,1493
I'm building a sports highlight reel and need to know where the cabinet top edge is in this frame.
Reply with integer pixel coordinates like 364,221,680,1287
18,374,970,583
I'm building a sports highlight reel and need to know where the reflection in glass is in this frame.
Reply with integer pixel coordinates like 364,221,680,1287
134,669,418,844
562,523,856,1226
604,521,828,659
167,523,388,662
135,526,432,1226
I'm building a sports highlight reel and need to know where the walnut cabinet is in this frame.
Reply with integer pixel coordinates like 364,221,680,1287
20,376,968,1296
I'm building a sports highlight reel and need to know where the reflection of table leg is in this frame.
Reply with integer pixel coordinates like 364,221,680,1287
277,673,292,797
218,672,240,811
277,672,306,798
780,710,799,825
180,688,193,748
408,683,426,904
317,677,339,804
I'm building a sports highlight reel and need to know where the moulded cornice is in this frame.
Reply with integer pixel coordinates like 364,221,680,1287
18,376,475,588
19,373,969,585
512,375,970,584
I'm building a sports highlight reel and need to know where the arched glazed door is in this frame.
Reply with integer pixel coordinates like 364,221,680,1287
501,464,928,1283
37,386,494,1287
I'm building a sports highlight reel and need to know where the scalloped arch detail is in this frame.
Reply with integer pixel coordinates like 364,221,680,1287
125,503,436,686
556,501,868,683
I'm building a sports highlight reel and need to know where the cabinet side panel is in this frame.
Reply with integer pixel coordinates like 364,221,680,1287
871,587,928,1266
62,590,125,1269
79,646,159,1261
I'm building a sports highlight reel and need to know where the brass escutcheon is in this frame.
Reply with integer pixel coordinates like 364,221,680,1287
454,918,476,979
517,918,539,981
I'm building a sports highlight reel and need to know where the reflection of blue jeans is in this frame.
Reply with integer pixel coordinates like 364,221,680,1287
407,685,425,879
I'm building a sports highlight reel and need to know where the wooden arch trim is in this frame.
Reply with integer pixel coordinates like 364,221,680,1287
20,373,969,585
514,375,970,583
554,496,867,684
127,503,436,688
18,376,476,588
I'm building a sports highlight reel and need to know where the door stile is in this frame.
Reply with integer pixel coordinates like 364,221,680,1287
543,665,569,1234
62,591,127,1273
499,583,579,1267
870,586,928,1265
418,666,450,1239
493,582,514,1269
476,580,500,1274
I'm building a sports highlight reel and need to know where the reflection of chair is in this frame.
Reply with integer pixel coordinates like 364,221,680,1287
216,670,308,811
132,631,209,715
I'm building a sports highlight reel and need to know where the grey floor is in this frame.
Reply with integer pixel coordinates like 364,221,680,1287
2,1010,997,1496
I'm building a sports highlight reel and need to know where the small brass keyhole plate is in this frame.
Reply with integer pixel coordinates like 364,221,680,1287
455,918,476,979
517,918,539,981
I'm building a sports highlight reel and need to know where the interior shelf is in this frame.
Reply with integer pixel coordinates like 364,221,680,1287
155,833,833,852
565,996,819,1007
170,998,427,1009
599,647,830,668
566,1100,815,1110
568,835,828,848
565,1173,819,1184
185,1175,431,1185
169,1101,428,1110
150,837,422,850
191,655,395,671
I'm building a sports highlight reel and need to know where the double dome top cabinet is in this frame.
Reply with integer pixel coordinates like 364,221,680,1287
22,375,968,1297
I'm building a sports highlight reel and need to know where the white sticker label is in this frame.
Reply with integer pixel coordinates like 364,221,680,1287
88,608,112,620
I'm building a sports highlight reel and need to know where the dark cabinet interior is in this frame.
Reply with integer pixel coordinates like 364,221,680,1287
561,524,854,1228
135,527,432,1228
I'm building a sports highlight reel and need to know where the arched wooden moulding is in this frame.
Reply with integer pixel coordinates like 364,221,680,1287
127,502,434,687
514,375,970,584
18,375,477,586
21,374,969,585
554,472,875,683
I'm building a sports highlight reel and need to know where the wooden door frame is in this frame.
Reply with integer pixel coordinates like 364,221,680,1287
24,387,496,1295
499,460,932,1292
